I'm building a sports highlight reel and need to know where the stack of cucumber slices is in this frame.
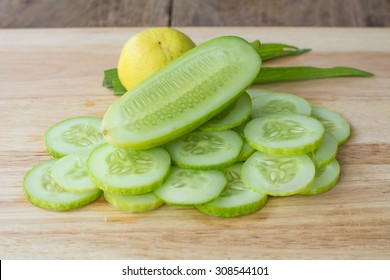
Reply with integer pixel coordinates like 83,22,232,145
23,36,350,218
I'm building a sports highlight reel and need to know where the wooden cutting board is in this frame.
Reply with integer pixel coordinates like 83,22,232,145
0,27,389,260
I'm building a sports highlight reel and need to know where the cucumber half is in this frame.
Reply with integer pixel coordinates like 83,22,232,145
23,159,102,211
87,144,171,195
102,36,262,149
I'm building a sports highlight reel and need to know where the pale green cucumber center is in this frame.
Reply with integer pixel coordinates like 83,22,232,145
242,152,315,196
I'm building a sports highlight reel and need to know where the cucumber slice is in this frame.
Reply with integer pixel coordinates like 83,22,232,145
196,163,268,218
153,167,227,206
199,92,252,131
87,144,171,195
251,92,312,118
102,36,262,149
233,121,256,162
165,130,243,170
246,87,274,99
45,116,105,158
241,151,315,196
308,132,338,168
23,159,102,211
51,149,99,193
299,159,340,195
244,113,324,155
311,106,351,145
104,191,164,213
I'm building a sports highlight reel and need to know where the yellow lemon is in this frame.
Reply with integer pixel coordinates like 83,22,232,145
117,27,196,91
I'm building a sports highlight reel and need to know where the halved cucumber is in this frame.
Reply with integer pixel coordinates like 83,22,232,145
45,116,106,158
87,143,171,195
311,106,351,145
51,149,99,193
23,159,102,211
251,92,312,118
241,151,315,196
165,130,243,170
199,91,252,131
104,191,164,213
308,132,338,168
102,36,262,149
153,167,226,206
196,163,268,218
299,159,340,195
244,112,324,155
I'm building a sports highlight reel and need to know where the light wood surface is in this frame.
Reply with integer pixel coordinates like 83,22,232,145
0,27,389,260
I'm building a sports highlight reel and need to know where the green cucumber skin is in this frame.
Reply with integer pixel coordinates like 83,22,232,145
196,195,268,218
87,145,172,195
23,159,102,211
102,36,262,150
104,192,165,213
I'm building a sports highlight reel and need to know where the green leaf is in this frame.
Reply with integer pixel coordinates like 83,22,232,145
259,43,311,61
102,68,119,88
255,66,374,84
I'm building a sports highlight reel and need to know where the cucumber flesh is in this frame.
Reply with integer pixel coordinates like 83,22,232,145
104,191,164,213
244,112,325,155
196,163,268,218
241,151,315,196
308,132,338,168
199,91,252,131
51,149,99,193
252,92,312,118
233,121,256,162
246,87,274,99
23,159,102,211
311,106,350,145
87,144,171,195
165,130,243,170
153,167,227,206
299,159,340,195
45,116,106,158
102,36,262,149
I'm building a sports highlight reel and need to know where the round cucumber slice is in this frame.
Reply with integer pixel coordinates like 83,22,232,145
308,132,338,168
233,121,256,162
252,92,312,118
244,112,324,155
104,191,164,213
311,106,351,145
153,167,227,206
241,151,315,196
165,130,243,170
102,36,261,150
23,159,102,211
51,149,99,193
299,159,340,195
199,92,252,131
196,163,268,218
45,116,105,158
87,144,171,195
246,87,274,99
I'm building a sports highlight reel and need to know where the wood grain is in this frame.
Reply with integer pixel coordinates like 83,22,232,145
1,0,389,28
0,27,389,259
0,0,171,28
172,0,390,27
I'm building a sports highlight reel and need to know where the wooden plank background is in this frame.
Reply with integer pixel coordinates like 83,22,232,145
1,0,389,28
